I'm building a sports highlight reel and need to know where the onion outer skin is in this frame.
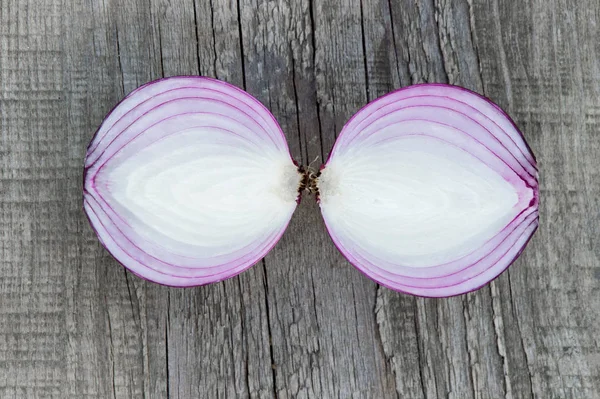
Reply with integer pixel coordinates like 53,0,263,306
83,76,298,287
319,84,539,298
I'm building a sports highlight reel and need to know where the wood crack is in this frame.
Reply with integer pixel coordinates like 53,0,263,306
236,278,251,397
308,0,325,161
261,260,278,399
462,297,478,399
208,0,219,77
222,282,240,395
413,301,427,398
192,0,203,75
114,25,126,95
105,295,118,399
309,267,323,395
507,272,535,398
290,46,306,165
166,292,170,399
125,271,141,330
358,0,370,102
156,15,165,77
235,0,247,89
330,87,338,139
350,286,362,389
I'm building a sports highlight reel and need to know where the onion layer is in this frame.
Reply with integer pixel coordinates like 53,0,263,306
318,84,538,297
84,77,301,286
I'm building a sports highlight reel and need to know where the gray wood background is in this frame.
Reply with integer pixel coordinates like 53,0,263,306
1,0,599,397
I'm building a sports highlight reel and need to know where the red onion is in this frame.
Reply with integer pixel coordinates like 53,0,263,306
84,77,302,286
318,84,538,297
84,77,538,296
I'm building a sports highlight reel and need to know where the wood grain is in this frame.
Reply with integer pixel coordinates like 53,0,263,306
1,0,599,397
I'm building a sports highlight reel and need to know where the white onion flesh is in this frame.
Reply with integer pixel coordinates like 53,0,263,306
319,136,524,266
84,78,538,296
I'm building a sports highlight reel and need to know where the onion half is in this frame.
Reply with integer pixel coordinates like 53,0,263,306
317,84,539,297
83,77,301,286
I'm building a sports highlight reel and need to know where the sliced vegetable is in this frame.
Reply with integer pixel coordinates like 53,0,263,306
317,84,538,297
83,77,301,286
84,79,538,296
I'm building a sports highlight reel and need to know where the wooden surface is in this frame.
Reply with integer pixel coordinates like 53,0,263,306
1,0,599,397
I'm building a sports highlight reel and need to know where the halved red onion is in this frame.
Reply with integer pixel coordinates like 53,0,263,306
84,78,538,296
317,84,539,297
83,77,301,286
